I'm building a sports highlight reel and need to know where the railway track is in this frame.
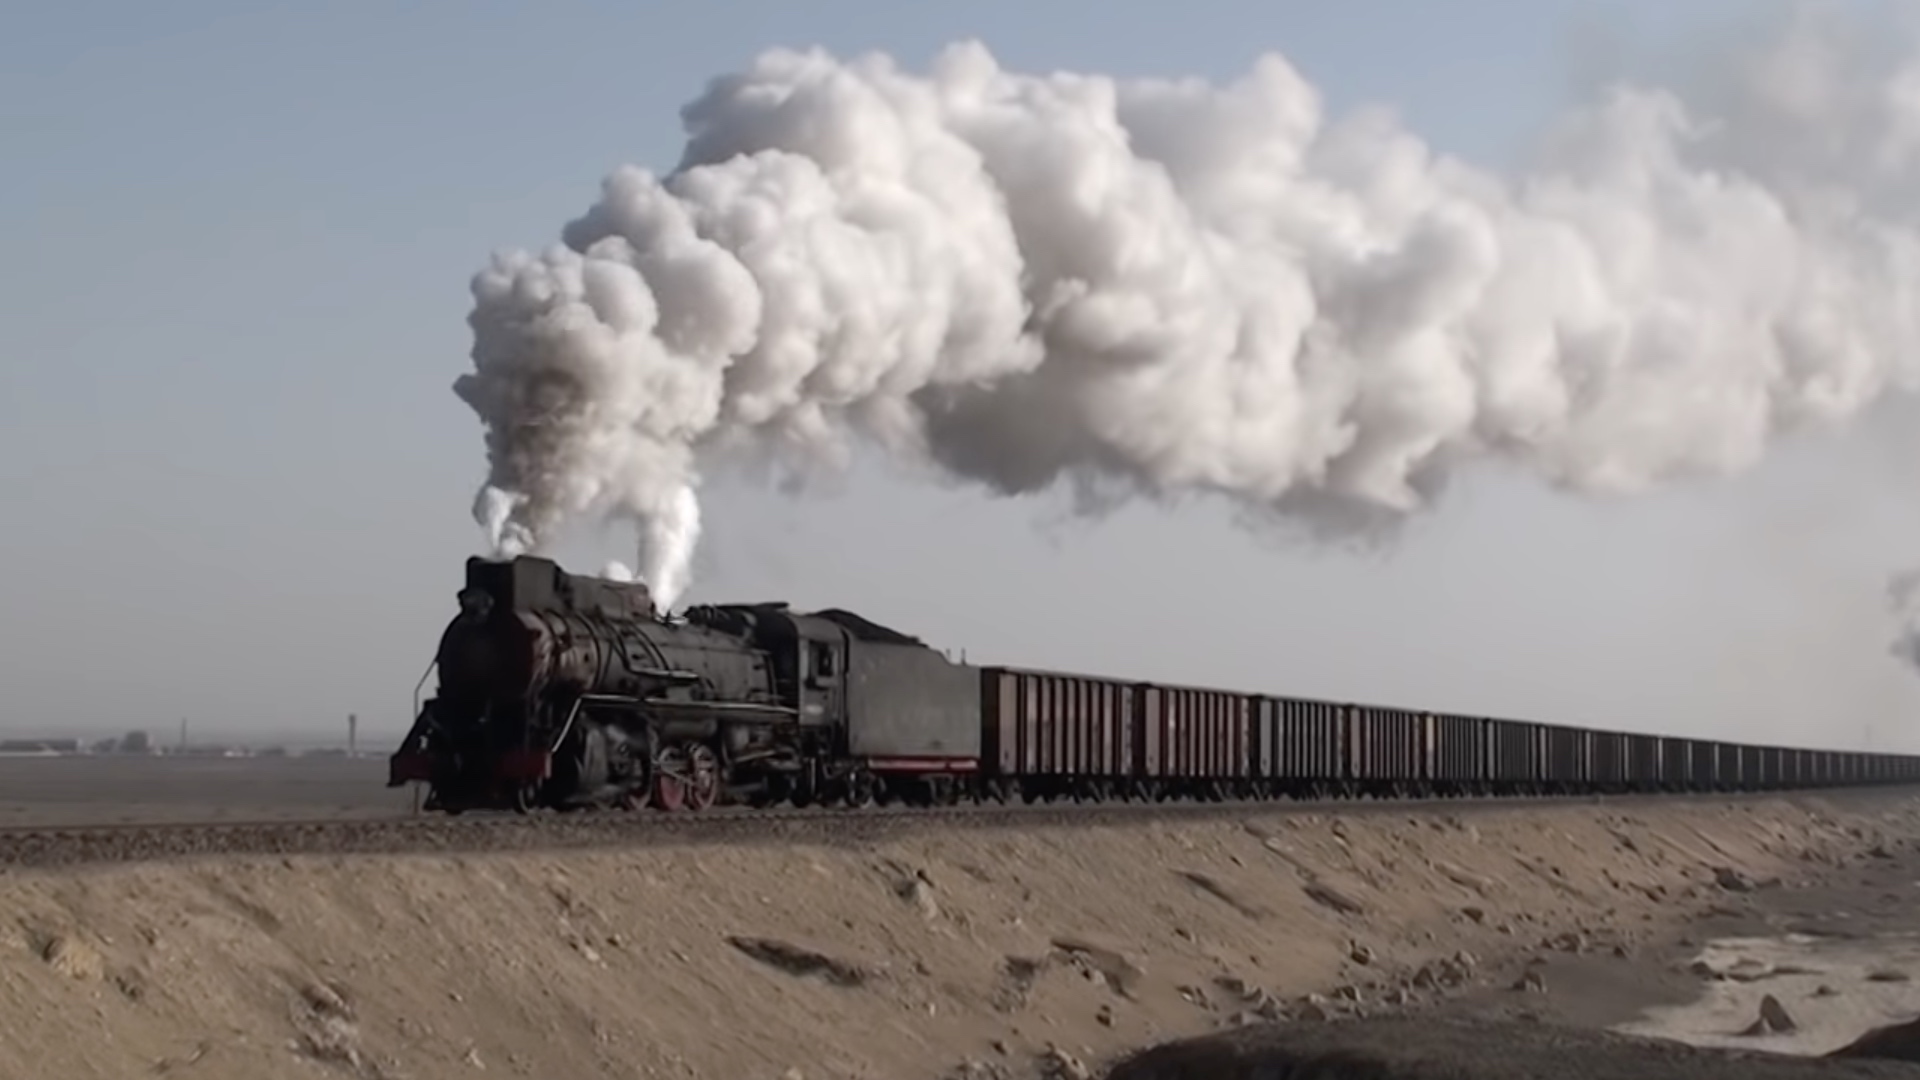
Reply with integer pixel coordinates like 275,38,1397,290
0,785,1900,870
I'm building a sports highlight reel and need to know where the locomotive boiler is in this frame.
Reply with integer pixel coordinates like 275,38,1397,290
388,555,982,813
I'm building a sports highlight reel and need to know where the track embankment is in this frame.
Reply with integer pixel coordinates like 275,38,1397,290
0,789,1916,1080
0,790,1881,868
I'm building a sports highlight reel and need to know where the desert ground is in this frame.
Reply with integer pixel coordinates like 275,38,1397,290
3,774,1920,1079
0,754,406,825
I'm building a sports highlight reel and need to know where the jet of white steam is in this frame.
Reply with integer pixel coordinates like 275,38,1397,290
455,13,1920,625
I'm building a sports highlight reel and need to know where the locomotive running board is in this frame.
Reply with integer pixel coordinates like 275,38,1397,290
594,696,799,718
865,757,981,773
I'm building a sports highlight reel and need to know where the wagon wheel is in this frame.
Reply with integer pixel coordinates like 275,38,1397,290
651,746,689,811
685,745,721,812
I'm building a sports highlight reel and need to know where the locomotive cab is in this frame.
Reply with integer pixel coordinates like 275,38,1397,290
792,635,837,725
706,605,849,730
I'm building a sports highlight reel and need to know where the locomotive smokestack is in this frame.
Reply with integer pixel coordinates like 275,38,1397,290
458,16,1920,638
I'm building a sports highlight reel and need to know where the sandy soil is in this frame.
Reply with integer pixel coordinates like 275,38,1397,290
0,789,1915,1080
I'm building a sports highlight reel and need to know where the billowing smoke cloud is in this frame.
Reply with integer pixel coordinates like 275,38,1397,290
454,11,1920,620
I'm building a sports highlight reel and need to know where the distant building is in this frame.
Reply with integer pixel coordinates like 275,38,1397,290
0,738,81,756
175,744,250,757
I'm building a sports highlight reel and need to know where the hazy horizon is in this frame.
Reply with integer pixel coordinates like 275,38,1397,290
9,0,1920,753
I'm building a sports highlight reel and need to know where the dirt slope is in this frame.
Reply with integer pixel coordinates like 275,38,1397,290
1,791,1915,1080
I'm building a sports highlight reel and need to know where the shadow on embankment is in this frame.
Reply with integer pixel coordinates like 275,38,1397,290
1833,1016,1920,1065
1102,1017,1920,1079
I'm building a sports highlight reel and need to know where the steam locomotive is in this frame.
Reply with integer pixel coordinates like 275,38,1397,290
388,555,981,813
389,555,1920,814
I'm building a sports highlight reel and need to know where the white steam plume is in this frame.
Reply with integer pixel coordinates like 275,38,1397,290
455,13,1920,621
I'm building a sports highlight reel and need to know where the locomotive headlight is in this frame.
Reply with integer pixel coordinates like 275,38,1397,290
458,586,495,621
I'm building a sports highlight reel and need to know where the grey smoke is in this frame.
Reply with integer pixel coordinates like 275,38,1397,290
453,13,1920,628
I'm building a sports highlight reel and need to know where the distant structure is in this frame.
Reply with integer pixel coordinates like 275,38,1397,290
0,725,364,760
0,738,81,756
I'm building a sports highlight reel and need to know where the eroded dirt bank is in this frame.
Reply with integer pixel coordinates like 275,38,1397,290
2,791,1917,1080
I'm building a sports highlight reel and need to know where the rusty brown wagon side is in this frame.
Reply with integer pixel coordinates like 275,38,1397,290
1345,704,1422,795
1136,682,1252,799
1426,712,1486,795
979,666,1136,801
1250,696,1345,797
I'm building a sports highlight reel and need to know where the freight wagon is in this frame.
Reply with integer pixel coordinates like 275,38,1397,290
971,666,1920,803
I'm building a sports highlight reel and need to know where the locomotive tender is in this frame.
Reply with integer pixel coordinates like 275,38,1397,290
389,555,1920,813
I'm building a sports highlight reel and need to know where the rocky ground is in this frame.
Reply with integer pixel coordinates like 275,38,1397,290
0,788,1917,1080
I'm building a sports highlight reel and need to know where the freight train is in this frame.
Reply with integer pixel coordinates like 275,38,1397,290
388,555,1920,813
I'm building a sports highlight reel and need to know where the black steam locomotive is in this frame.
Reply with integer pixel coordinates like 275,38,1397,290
390,555,1920,814
388,555,981,813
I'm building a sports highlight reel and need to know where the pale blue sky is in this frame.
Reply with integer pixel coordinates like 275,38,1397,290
8,0,1919,751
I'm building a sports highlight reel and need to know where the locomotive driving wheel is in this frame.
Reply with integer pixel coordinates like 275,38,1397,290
651,746,689,811
845,770,878,809
614,743,650,811
685,745,720,811
510,784,539,815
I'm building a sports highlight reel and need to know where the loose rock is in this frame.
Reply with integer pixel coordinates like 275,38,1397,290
1714,868,1755,893
1041,1045,1091,1080
40,935,103,981
1302,882,1366,916
1740,995,1797,1036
